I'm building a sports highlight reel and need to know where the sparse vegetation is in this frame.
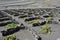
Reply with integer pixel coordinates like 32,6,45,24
0,8,59,40
2,34,16,40
40,25,51,34
26,20,40,24
5,23,17,29
1,23,18,40
40,16,52,34
46,17,53,24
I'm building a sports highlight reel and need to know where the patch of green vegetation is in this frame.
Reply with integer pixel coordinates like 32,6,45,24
46,17,53,21
2,23,18,40
5,23,17,29
40,25,51,34
46,17,53,24
2,34,16,40
26,20,40,24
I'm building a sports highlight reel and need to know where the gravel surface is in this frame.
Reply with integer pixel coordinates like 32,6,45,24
0,9,60,40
